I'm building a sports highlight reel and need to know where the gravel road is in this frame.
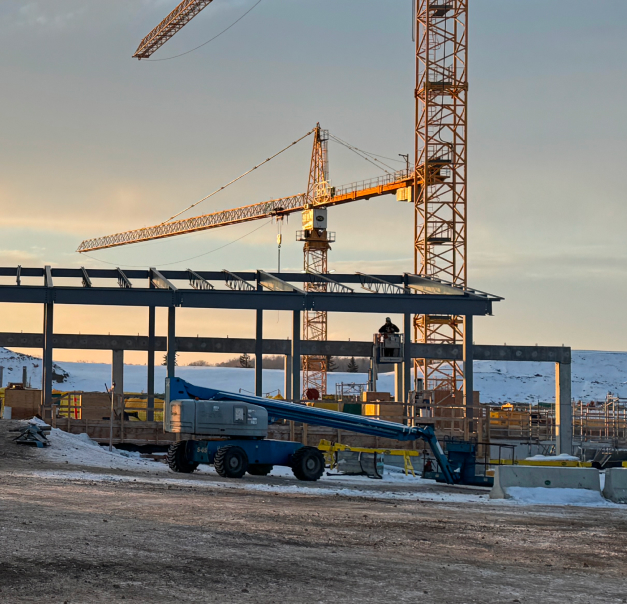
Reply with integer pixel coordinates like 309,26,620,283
1,420,626,603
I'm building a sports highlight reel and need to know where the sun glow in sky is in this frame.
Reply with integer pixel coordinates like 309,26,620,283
0,0,626,364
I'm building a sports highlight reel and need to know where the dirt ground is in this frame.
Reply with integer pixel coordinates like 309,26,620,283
1,421,627,603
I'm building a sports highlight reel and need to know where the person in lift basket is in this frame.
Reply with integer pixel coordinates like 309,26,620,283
378,317,400,358
378,317,399,334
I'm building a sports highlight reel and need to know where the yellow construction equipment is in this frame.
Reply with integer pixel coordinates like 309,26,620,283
317,439,421,477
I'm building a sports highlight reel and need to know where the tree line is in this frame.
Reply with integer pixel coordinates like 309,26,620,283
186,355,368,373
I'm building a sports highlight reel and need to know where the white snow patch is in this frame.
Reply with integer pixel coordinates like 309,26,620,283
17,469,489,504
38,424,162,471
524,454,580,462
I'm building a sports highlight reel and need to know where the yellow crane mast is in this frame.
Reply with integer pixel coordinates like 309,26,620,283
299,125,333,401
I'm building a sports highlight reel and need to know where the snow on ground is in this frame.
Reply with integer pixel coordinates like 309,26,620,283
4,347,627,403
32,420,162,472
16,421,622,508
501,487,613,508
525,454,580,461
16,469,490,504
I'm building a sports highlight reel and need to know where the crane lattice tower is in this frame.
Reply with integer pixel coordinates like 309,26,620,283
414,1,468,392
300,125,332,400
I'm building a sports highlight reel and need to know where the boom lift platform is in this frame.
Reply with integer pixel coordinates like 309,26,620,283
165,377,457,484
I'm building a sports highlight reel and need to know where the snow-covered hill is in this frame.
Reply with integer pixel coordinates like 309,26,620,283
3,348,626,403
0,347,68,388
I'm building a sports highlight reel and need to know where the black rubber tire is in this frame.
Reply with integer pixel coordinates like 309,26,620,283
214,445,249,479
291,446,325,482
167,441,199,474
247,464,274,476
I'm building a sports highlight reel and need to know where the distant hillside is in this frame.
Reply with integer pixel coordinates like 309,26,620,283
0,347,68,388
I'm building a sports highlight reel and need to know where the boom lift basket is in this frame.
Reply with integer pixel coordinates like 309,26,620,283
373,333,404,364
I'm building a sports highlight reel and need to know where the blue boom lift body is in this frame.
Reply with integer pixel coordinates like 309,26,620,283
166,377,459,484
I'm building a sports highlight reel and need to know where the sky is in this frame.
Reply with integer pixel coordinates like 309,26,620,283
0,0,625,365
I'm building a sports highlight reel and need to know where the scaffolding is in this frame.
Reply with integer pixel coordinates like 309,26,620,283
573,395,627,446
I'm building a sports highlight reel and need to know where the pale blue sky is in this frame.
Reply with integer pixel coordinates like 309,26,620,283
0,1,625,363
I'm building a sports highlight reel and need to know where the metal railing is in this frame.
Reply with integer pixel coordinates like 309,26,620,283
332,167,414,197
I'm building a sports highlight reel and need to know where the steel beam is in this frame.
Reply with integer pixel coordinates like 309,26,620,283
258,271,303,294
405,273,464,296
116,268,132,289
304,271,353,294
44,265,53,288
0,331,571,365
81,267,92,288
150,267,177,291
357,273,408,295
223,270,255,292
188,269,213,290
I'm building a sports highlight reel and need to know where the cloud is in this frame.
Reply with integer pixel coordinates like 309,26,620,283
0,247,43,265
472,245,627,280
3,2,87,28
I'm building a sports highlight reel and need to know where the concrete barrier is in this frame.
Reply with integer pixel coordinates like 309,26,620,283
602,469,627,504
490,465,601,499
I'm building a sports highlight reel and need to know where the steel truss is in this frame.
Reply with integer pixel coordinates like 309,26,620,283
133,0,215,59
414,0,468,392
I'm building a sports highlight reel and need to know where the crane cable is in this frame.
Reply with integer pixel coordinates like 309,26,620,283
328,134,398,174
331,134,405,164
142,0,264,62
79,220,272,269
160,127,315,225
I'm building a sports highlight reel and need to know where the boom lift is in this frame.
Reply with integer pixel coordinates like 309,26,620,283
165,377,457,484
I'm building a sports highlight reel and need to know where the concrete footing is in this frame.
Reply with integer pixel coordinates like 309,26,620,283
490,465,601,499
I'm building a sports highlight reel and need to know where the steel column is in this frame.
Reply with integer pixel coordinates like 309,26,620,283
394,364,403,403
403,313,412,398
284,354,293,401
255,309,263,396
556,362,573,455
463,315,474,426
112,349,124,416
291,311,301,403
147,306,155,421
41,302,54,415
167,307,176,379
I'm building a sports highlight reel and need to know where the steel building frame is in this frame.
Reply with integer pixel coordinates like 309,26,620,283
0,266,499,419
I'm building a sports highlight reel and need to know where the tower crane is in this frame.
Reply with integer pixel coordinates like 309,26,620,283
80,1,468,414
